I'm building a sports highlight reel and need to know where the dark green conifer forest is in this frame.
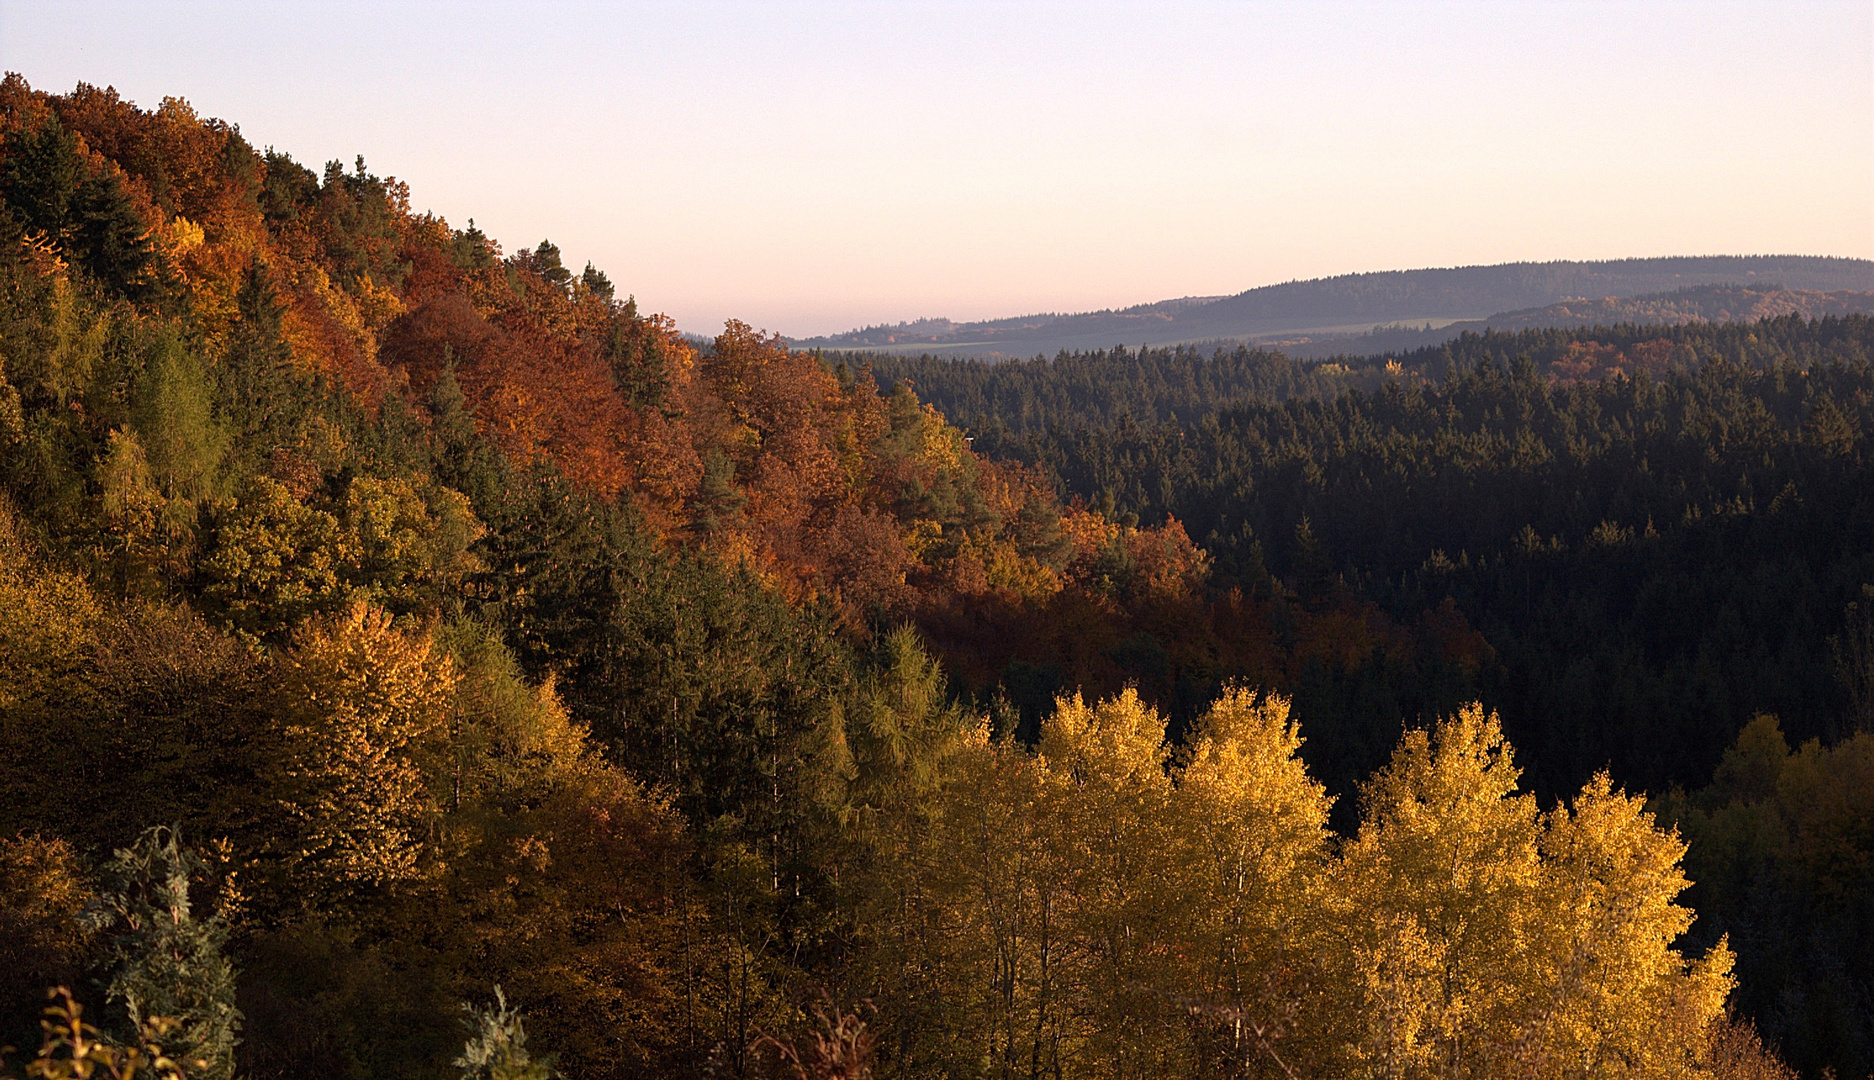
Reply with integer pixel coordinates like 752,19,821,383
0,75,1867,1079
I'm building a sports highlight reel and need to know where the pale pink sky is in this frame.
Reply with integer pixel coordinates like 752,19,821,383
6,1,1870,337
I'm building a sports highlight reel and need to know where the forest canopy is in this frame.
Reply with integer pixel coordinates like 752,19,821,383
0,74,1864,1078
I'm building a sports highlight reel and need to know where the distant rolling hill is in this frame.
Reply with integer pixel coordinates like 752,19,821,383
1281,282,1874,358
790,256,1874,359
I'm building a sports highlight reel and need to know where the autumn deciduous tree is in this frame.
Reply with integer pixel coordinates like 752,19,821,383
1329,705,1733,1079
269,602,453,898
851,695,1736,1079
853,688,1318,1080
197,473,480,636
196,477,347,632
1170,688,1330,1075
0,834,92,1056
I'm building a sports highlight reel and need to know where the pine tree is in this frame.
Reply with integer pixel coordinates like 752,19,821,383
455,987,555,1080
82,827,240,1080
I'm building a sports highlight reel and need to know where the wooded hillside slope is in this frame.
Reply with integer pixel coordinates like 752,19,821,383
0,74,1860,1079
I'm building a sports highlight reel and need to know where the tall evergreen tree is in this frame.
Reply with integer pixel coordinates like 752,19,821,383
82,827,240,1080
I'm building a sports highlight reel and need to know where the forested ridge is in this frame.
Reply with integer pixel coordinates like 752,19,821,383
0,74,1857,1079
793,256,1874,357
1276,283,1874,359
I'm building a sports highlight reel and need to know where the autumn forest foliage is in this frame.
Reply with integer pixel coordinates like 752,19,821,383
0,76,1864,1078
